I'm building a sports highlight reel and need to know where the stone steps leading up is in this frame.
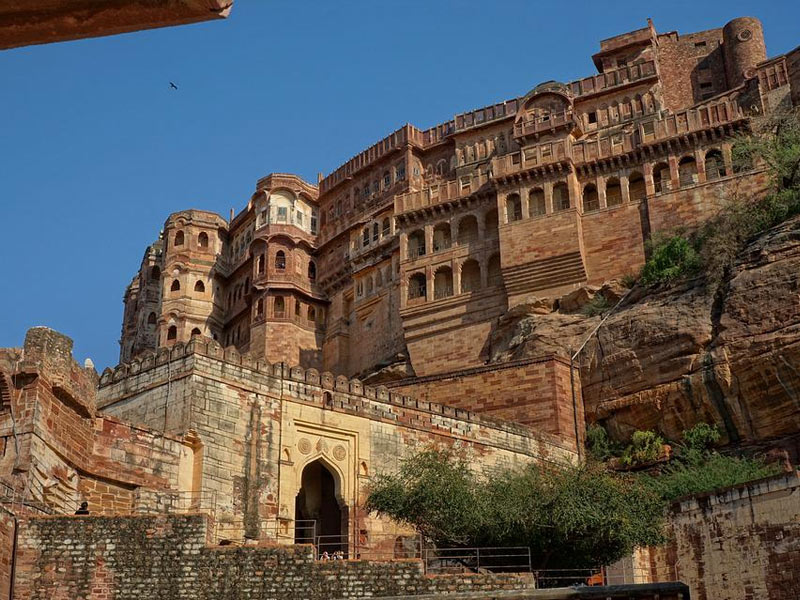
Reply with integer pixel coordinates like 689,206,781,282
503,252,587,295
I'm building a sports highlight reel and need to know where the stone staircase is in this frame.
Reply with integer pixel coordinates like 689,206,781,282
502,252,587,297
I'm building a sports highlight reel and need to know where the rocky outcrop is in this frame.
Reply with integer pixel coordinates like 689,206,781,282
490,216,800,448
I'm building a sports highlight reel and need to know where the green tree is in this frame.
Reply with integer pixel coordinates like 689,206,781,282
365,449,665,569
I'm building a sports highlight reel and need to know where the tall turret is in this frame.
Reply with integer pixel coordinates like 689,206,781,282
723,17,767,89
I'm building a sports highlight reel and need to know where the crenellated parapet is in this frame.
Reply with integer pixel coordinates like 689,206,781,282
98,337,567,448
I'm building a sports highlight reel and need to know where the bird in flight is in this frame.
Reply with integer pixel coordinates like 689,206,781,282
169,82,179,90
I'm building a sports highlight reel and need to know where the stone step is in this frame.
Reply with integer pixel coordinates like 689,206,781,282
503,252,587,294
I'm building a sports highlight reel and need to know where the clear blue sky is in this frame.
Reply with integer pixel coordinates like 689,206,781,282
1,1,798,371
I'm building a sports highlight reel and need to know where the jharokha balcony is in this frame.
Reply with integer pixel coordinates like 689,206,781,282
494,98,747,180
513,110,576,141
394,172,492,215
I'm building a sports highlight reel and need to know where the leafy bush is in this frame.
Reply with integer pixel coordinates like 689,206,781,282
366,448,665,569
586,423,620,461
638,422,779,503
581,294,611,317
640,235,701,287
681,423,721,453
619,430,666,468
641,451,780,503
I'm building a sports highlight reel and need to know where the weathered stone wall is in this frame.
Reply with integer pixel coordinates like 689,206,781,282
647,168,770,233
649,471,800,600
388,358,583,451
0,329,191,516
0,508,15,600
13,513,534,600
97,340,575,541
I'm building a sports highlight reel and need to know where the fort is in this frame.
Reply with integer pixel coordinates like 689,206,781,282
2,14,800,600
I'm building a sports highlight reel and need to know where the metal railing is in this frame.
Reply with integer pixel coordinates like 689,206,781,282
533,565,680,588
434,285,453,300
423,546,532,574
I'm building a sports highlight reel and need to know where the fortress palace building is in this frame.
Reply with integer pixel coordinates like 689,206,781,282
2,17,799,580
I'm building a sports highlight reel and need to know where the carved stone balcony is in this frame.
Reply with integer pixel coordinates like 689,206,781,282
513,110,576,144
394,172,492,215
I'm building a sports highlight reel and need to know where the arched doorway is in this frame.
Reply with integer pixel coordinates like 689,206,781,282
295,459,347,556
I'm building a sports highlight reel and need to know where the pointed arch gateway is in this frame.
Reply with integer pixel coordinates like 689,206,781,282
295,458,348,556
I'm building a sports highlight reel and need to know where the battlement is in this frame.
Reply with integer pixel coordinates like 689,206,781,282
319,124,424,195
15,327,97,417
98,337,573,453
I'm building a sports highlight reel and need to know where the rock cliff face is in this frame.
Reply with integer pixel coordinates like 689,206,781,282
490,216,800,449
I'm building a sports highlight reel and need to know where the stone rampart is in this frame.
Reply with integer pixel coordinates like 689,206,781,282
13,513,534,600
98,338,572,456
648,470,800,600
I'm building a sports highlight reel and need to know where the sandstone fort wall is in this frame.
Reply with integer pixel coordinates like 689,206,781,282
12,513,534,600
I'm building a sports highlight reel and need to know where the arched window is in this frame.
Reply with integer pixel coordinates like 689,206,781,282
382,218,390,237
628,172,646,201
583,184,599,212
170,279,181,292
705,149,726,181
167,325,177,340
652,162,670,194
487,254,502,286
375,269,383,287
679,156,698,187
198,232,209,249
457,215,479,244
308,261,317,281
606,178,623,207
147,312,157,325
461,259,481,293
191,328,201,337
274,296,285,317
275,250,286,270
366,276,374,295
553,182,570,211
506,194,522,222
257,254,265,274
433,223,451,252
408,273,427,302
194,280,205,293
308,306,316,323
174,230,184,246
484,208,499,233
150,266,161,281
372,222,379,242
256,298,264,316
529,189,546,217
434,266,453,300
408,230,425,258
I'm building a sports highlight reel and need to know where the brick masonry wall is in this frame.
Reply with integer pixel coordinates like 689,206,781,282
0,330,189,517
788,46,800,108
402,289,506,377
581,203,646,284
13,513,535,600
0,508,14,600
656,29,727,111
648,471,800,600
388,358,583,451
647,170,770,233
